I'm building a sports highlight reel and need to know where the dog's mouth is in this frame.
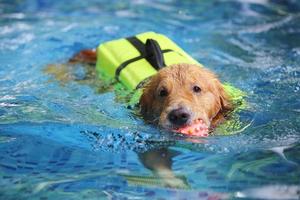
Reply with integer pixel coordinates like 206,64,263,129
172,119,209,137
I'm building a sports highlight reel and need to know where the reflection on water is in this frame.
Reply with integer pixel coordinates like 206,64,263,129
0,0,300,199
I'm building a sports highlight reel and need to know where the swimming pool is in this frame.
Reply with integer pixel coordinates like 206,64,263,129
0,0,300,199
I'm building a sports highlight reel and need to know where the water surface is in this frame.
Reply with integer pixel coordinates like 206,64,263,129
0,0,300,199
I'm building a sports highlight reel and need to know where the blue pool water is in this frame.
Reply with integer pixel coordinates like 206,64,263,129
1,0,300,199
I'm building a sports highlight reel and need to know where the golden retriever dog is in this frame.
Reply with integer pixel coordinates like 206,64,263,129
69,50,232,135
139,63,231,135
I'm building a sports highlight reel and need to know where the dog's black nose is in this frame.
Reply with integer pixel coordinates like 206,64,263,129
168,108,190,126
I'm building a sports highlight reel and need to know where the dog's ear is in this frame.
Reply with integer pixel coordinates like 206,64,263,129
200,68,232,112
139,86,153,119
214,79,232,112
220,86,231,111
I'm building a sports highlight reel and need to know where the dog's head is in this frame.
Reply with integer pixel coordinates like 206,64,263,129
139,63,231,132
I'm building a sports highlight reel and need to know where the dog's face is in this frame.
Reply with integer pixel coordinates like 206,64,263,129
139,63,231,132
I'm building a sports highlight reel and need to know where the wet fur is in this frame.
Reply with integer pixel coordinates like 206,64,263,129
139,63,231,131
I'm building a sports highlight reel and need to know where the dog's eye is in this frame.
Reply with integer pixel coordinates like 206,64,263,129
159,88,168,97
193,85,201,93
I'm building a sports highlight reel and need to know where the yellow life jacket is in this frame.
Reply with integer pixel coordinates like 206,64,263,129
96,32,202,90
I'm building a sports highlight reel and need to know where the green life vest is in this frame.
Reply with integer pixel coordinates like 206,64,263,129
96,32,249,135
96,32,202,90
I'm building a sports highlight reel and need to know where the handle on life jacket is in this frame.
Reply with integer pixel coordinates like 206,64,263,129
145,39,165,70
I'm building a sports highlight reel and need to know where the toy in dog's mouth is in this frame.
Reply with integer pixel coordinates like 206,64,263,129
173,119,209,137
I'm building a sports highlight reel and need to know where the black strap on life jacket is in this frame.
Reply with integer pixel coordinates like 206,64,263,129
115,36,173,82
